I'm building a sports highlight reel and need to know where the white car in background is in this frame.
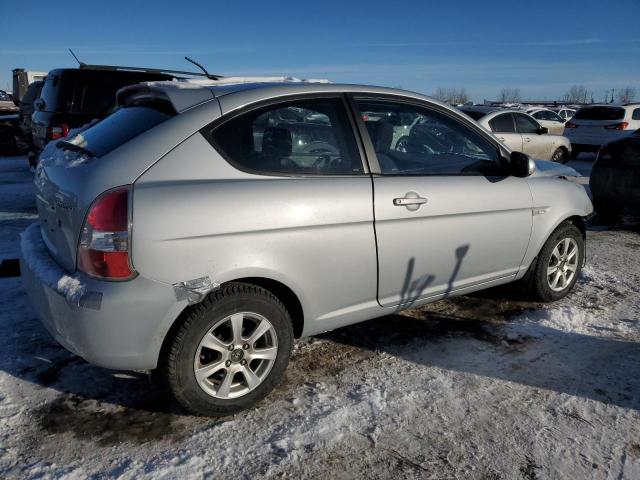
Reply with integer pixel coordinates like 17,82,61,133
565,104,640,158
460,106,572,163
526,108,566,135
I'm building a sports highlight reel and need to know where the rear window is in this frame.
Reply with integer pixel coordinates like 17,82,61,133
65,105,172,157
574,106,625,121
489,114,515,133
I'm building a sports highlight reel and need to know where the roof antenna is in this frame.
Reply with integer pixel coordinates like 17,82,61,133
184,56,221,80
68,48,86,67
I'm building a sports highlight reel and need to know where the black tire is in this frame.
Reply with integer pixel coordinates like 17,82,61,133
531,222,584,302
163,282,293,416
570,148,580,160
551,147,568,164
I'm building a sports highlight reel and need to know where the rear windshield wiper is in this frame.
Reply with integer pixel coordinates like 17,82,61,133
56,140,96,157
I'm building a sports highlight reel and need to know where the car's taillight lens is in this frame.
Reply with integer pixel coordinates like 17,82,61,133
77,186,136,280
50,124,69,140
604,122,629,130
565,122,578,129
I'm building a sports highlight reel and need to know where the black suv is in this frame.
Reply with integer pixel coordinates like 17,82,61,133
18,80,44,165
31,67,176,155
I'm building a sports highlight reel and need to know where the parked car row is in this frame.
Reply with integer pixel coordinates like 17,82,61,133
459,106,571,163
20,76,594,416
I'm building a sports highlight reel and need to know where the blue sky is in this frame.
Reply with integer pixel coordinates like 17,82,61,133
1,0,639,102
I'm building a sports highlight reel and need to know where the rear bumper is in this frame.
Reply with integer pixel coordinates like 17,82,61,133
20,223,186,370
566,130,635,149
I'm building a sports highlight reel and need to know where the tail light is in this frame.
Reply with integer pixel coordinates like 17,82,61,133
604,122,629,130
565,122,578,129
77,186,136,280
50,124,69,140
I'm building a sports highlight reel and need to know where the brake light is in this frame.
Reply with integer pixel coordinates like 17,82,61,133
565,122,578,129
604,122,629,130
77,187,136,280
50,124,69,140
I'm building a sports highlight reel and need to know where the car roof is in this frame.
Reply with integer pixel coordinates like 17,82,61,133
117,80,451,113
459,106,526,120
458,105,503,114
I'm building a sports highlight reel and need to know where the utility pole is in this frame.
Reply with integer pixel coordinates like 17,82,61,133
611,88,615,103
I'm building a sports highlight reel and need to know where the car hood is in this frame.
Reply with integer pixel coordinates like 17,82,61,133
530,159,580,178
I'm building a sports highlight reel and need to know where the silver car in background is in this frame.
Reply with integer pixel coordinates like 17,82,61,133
21,81,593,415
460,106,572,163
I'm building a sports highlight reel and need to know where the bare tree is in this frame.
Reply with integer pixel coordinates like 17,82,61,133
498,87,521,103
617,87,636,104
432,87,470,105
563,85,589,104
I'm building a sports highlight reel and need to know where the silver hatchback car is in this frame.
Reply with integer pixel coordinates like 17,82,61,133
21,80,593,415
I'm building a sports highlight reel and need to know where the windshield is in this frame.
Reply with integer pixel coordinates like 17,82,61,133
63,105,172,157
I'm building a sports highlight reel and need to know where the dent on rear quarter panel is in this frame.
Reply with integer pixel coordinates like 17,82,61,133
133,133,378,335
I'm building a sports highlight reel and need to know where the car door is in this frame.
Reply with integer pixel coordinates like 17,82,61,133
514,113,551,159
351,97,532,307
488,113,523,152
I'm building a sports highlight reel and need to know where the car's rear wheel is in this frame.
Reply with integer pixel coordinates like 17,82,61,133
531,223,583,302
164,282,293,416
551,147,568,164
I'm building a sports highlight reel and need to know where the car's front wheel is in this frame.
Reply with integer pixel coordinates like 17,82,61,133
531,222,584,302
163,283,293,416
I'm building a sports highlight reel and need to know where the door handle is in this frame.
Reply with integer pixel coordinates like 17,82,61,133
524,137,531,143
498,136,506,142
393,192,427,211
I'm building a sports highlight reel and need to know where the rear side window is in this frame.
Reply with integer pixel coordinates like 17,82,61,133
633,109,640,120
574,106,625,121
514,114,540,134
64,105,172,157
489,114,515,133
206,98,363,175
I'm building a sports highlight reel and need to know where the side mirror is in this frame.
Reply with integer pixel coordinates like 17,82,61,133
510,151,536,177
33,98,44,111
537,126,548,135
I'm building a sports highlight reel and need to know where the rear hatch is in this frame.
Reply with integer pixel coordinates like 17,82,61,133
569,106,627,141
35,103,174,272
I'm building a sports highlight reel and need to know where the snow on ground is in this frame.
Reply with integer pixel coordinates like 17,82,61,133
0,155,639,479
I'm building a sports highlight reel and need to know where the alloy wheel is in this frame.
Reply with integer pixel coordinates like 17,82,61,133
547,237,579,292
193,312,278,399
